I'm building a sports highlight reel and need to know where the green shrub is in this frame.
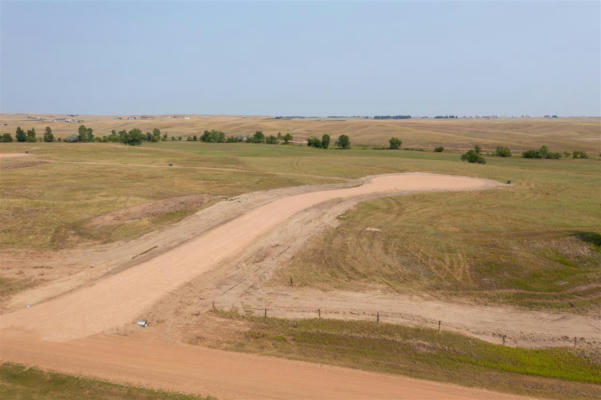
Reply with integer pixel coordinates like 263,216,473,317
15,127,26,142
321,134,330,149
434,146,444,152
461,145,486,164
25,128,36,142
336,134,351,149
494,146,512,157
64,133,79,143
522,145,562,159
572,151,589,159
43,127,54,142
282,132,293,144
389,137,402,150
201,130,225,143
0,133,13,142
249,131,265,143
307,136,322,148
265,135,279,144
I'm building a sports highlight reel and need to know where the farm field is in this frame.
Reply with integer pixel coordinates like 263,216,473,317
1,113,600,152
0,118,600,400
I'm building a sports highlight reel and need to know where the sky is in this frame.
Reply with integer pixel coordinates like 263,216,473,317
1,1,599,116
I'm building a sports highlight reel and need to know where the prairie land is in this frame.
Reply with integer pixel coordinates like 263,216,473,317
1,113,600,152
0,117,600,399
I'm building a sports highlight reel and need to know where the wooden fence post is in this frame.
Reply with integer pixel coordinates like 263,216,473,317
318,308,321,319
377,312,380,323
264,308,267,318
438,320,441,333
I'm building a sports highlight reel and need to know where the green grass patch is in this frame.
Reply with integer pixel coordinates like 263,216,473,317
212,311,601,400
0,363,215,400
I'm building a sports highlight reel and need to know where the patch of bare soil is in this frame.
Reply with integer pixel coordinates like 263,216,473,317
85,194,219,228
0,153,30,159
0,159,47,170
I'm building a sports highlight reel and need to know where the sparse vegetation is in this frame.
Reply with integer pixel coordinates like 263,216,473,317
434,146,444,152
494,146,512,157
0,133,13,142
523,145,562,159
572,151,589,159
0,363,215,400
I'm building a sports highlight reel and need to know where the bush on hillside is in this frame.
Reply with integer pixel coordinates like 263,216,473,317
389,137,402,150
434,146,444,152
266,135,279,144
461,145,486,164
307,136,322,148
494,146,512,157
321,134,330,149
522,145,562,159
572,151,589,159
336,135,351,149
0,133,13,142
64,133,79,143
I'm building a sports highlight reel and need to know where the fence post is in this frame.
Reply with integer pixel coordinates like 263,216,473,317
438,320,441,333
502,335,506,346
318,308,321,319
211,301,215,311
377,312,380,323
264,308,267,318
574,337,577,348
289,277,293,287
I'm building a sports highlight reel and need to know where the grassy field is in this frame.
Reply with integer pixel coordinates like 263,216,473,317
209,311,601,400
0,363,214,400
1,140,600,312
1,113,599,152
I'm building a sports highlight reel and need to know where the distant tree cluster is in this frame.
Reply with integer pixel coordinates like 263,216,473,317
374,115,411,120
522,145,561,159
434,115,458,119
307,134,330,149
434,146,444,152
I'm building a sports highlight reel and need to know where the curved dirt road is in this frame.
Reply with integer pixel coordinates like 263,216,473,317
0,173,500,341
2,172,533,400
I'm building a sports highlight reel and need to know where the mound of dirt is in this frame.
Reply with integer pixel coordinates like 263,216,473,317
86,194,220,228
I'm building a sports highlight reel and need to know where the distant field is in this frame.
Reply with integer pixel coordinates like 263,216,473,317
1,113,599,153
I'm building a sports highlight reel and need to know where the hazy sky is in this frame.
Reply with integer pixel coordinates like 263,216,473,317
1,1,599,116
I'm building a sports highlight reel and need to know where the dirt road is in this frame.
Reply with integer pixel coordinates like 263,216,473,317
0,173,500,341
0,330,532,400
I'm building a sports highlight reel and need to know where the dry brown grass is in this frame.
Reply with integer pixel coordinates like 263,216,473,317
1,113,599,152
